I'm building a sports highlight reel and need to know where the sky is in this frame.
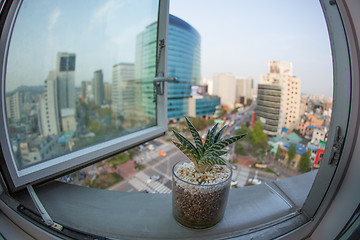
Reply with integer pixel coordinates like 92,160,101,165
6,0,158,91
170,0,333,97
6,0,333,97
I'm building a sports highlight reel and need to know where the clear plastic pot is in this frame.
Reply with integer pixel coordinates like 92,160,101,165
172,160,232,229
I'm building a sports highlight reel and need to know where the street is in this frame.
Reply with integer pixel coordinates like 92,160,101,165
108,104,279,193
108,138,278,193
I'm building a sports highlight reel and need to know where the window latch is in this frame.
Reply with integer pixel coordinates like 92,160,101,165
328,126,344,166
26,184,63,231
153,77,178,95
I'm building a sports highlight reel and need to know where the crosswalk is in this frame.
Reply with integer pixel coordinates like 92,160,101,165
128,171,171,194
232,167,250,187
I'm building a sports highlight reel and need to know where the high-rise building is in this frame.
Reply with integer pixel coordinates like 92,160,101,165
256,84,282,136
56,52,76,110
111,63,135,119
104,82,112,103
212,74,253,109
256,61,301,136
212,73,237,109
6,91,21,122
39,53,77,137
39,71,61,136
92,70,104,106
81,81,93,104
136,15,201,120
235,77,254,105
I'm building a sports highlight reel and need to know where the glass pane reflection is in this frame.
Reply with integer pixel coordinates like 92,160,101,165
5,0,159,170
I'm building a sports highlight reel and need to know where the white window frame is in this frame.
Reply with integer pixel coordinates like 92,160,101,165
0,0,169,191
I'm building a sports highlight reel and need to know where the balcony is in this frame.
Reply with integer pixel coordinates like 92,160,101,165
257,95,281,103
257,101,281,109
255,105,280,115
257,90,281,97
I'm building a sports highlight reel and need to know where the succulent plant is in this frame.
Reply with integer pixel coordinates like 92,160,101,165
172,117,247,173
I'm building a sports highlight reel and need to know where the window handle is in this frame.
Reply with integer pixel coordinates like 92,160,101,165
328,126,344,166
154,77,178,95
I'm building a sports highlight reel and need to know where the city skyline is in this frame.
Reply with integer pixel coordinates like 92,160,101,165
6,0,333,98
170,0,333,97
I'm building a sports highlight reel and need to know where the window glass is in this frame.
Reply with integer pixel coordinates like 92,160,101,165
4,0,159,171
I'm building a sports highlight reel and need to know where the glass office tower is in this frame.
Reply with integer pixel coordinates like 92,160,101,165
136,15,201,120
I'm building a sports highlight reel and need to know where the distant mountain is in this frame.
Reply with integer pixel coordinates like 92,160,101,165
7,85,44,95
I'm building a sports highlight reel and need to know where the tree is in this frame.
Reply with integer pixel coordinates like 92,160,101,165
235,142,247,156
287,144,297,163
275,145,281,159
299,150,311,172
246,98,253,106
89,120,101,135
188,117,214,131
293,129,301,135
251,120,268,155
235,123,250,136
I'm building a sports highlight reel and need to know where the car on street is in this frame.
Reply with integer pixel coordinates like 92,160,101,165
158,150,167,156
231,180,238,187
147,175,160,183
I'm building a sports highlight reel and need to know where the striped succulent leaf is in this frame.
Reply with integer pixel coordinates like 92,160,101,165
205,133,247,154
209,123,219,145
205,150,227,158
172,141,198,166
172,118,247,173
203,129,212,152
204,123,218,151
185,117,203,154
214,125,227,143
172,130,200,159
198,155,227,172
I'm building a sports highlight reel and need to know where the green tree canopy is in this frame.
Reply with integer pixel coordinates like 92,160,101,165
89,120,101,134
276,145,281,158
235,120,267,156
287,144,297,163
299,150,311,172
251,120,268,154
235,142,247,156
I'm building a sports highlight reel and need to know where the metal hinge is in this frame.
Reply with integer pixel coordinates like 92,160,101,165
328,126,344,166
153,77,177,96
26,185,63,231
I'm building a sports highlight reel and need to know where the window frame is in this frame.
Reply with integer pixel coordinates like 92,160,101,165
0,0,169,192
0,0,359,239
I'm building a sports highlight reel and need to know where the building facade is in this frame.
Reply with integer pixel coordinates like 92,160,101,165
257,61,301,135
39,71,61,136
188,96,221,118
81,81,93,104
212,74,253,109
6,91,21,122
256,84,282,136
136,15,201,120
235,77,254,105
212,73,236,109
104,82,112,104
92,70,104,106
111,63,135,119
56,52,76,111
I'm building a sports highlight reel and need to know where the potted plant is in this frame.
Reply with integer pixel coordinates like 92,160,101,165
172,117,247,229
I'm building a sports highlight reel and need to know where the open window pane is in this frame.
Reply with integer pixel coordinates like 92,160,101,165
1,0,166,190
